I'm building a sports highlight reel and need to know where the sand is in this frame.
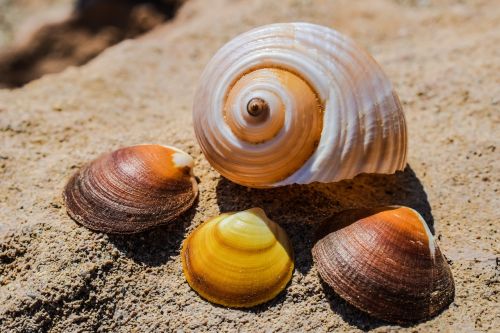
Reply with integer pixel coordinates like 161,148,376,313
0,0,184,88
0,0,499,331
0,0,72,48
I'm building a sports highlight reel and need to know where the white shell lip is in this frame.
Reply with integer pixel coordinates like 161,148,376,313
163,145,195,177
133,143,194,170
384,205,436,258
172,151,194,169
410,207,436,258
193,22,408,188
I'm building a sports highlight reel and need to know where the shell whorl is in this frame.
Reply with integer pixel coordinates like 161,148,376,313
193,23,407,188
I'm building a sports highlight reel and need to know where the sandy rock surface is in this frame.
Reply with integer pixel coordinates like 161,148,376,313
0,0,498,331
0,0,72,48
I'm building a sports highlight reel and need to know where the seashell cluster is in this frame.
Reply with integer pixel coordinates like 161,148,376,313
60,23,455,323
181,208,294,308
193,22,407,188
312,206,455,323
63,144,198,234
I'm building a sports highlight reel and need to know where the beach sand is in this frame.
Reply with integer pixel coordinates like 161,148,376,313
0,0,498,331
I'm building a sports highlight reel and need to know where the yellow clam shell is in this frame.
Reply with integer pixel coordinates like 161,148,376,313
181,208,294,308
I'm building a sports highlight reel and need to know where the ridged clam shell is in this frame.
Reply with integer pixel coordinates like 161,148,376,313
193,23,407,188
312,206,455,323
181,208,294,308
63,144,198,234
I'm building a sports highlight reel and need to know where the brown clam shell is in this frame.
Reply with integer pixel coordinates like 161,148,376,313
63,144,198,234
312,206,454,323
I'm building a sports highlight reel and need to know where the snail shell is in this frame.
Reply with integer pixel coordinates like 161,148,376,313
312,206,455,323
63,144,198,234
193,23,407,188
181,208,294,308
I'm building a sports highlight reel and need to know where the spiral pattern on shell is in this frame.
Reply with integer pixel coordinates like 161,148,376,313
193,23,407,188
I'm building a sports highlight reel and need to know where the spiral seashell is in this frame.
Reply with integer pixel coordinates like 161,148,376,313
181,208,294,308
63,144,198,234
312,206,455,323
193,23,407,188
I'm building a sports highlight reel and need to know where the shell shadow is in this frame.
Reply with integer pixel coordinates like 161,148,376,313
319,278,453,330
195,283,291,314
215,165,434,276
107,197,198,266
238,287,290,314
319,279,395,331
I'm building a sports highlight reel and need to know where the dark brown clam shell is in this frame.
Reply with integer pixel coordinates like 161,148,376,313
312,206,454,323
63,144,198,234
